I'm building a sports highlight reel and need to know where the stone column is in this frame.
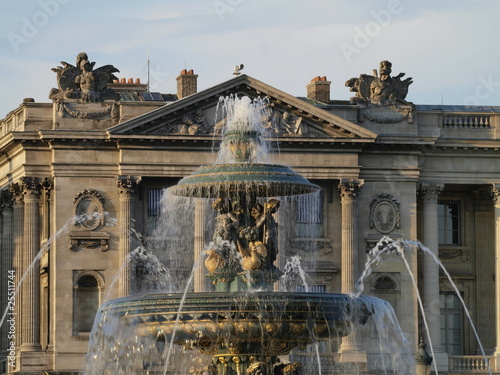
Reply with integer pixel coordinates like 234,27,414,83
40,178,53,351
194,199,208,292
473,189,495,354
20,177,42,351
10,183,24,351
338,179,365,359
40,178,53,243
419,183,447,370
117,176,141,296
492,185,500,369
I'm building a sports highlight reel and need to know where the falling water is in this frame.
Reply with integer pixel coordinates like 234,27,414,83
215,95,271,164
356,236,492,375
83,96,421,375
0,215,98,331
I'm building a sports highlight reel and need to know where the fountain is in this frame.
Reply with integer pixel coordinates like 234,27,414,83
85,96,411,375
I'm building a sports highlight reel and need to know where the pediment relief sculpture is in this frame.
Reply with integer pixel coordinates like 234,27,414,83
49,52,119,103
156,105,323,137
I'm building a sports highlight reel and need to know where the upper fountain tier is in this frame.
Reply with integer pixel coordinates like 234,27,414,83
170,96,319,198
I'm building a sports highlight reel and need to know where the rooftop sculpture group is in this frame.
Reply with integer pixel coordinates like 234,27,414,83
345,60,413,105
49,52,119,103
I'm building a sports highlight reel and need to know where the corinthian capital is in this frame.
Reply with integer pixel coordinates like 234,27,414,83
0,190,13,211
10,182,24,205
338,179,364,202
418,183,444,203
21,176,43,197
491,184,500,206
116,175,141,198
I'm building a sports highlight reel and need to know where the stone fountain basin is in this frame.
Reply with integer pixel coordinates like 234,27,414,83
169,163,320,198
100,292,373,355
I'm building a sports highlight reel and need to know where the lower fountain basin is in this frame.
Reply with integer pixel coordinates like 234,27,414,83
100,292,374,356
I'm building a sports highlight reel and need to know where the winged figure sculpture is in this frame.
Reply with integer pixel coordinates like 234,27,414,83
49,52,120,103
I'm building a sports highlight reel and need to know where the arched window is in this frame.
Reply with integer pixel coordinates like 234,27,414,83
373,275,398,291
73,273,101,334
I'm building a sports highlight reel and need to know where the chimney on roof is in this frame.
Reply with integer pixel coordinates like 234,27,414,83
306,76,331,103
176,69,198,99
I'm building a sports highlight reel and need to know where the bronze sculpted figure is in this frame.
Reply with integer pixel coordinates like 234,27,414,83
49,52,119,103
345,60,413,105
205,197,281,275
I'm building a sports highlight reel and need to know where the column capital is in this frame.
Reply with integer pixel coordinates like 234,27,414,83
10,182,24,205
418,182,444,203
41,177,54,194
491,184,500,207
20,177,43,201
338,179,364,202
116,175,141,198
0,189,13,212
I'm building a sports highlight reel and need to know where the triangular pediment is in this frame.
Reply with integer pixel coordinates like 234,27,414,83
108,75,377,142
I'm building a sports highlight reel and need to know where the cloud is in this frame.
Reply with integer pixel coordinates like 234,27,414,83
3,1,500,117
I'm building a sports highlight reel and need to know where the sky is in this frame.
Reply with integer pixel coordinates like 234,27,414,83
2,1,500,119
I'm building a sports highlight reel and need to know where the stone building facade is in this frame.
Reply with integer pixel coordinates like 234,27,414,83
0,54,499,374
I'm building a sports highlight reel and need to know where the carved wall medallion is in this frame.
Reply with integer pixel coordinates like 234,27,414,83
73,189,105,230
369,193,400,234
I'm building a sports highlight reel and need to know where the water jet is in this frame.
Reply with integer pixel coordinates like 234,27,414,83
85,96,410,375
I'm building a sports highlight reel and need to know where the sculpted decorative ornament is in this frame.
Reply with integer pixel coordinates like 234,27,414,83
369,193,400,234
71,189,109,252
73,189,105,231
161,107,321,137
338,179,364,201
345,60,415,124
419,183,444,202
49,52,119,103
491,184,500,206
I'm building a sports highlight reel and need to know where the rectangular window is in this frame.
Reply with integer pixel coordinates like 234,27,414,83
438,200,460,245
146,188,163,235
440,291,463,355
295,191,323,238
148,189,163,217
296,191,323,224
